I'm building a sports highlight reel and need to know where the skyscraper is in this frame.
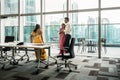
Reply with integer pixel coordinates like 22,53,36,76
87,16,96,39
69,2,79,38
71,2,78,24
2,0,18,14
101,18,113,43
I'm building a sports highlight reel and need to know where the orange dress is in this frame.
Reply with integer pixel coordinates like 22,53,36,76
31,31,47,60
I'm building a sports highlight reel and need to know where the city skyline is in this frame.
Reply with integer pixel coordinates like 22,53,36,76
1,0,120,44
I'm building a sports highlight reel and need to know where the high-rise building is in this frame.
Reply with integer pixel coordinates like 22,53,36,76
87,16,96,39
1,0,18,14
71,2,78,24
101,18,113,43
69,2,79,38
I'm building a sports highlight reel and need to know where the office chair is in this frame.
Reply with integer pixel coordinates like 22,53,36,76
2,36,15,61
77,38,86,53
63,34,71,48
15,43,30,63
59,34,71,54
56,38,77,72
101,38,107,54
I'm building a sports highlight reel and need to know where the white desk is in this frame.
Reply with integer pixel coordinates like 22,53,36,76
0,43,52,71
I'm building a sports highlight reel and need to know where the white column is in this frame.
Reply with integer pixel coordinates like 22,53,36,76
67,0,69,17
41,0,45,42
0,1,2,43
1,20,5,43
19,0,24,42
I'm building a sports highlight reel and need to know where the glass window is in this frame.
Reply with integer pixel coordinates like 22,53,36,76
101,10,120,24
43,0,66,12
69,11,98,42
1,0,18,14
20,0,40,14
69,11,98,24
101,24,120,44
20,15,40,42
101,10,120,44
44,14,66,43
1,17,18,42
69,0,98,10
101,0,120,8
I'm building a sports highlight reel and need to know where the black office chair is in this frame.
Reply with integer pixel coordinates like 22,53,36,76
59,34,71,54
2,36,15,61
63,34,71,48
56,38,77,72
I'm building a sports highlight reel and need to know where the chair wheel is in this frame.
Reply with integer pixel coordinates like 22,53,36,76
21,58,23,61
27,59,29,62
10,61,13,64
13,62,18,65
55,61,57,64
69,70,72,72
75,66,77,69
56,69,60,72
36,70,39,74
16,62,18,65
44,65,48,69
4,59,6,61
1,66,4,70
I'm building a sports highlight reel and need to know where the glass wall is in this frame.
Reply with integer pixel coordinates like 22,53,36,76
101,10,120,45
0,17,18,42
44,14,66,43
1,0,18,14
0,0,120,58
43,0,67,43
43,0,66,12
69,11,98,42
101,0,120,8
20,15,40,42
0,0,120,45
0,0,41,42
20,0,40,14
69,0,98,10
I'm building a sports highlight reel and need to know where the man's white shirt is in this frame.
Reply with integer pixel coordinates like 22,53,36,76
64,22,71,34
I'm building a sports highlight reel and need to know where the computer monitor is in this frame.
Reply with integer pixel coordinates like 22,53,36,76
5,36,15,43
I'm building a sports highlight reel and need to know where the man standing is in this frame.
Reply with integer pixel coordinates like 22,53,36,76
64,17,71,35
64,17,71,47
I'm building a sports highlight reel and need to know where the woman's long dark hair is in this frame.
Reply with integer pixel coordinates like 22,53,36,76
33,24,40,32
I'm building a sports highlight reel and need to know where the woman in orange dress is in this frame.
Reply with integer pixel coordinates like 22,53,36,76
30,24,47,61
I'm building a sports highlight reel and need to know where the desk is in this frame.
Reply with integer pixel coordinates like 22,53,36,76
0,43,52,71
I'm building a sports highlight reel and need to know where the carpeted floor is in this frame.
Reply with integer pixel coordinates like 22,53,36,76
0,54,120,80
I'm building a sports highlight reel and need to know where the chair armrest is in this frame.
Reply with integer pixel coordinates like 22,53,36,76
57,52,64,58
64,47,69,49
60,47,69,51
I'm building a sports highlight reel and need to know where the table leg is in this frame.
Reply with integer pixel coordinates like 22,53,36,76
37,49,41,69
25,48,29,61
0,47,3,58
